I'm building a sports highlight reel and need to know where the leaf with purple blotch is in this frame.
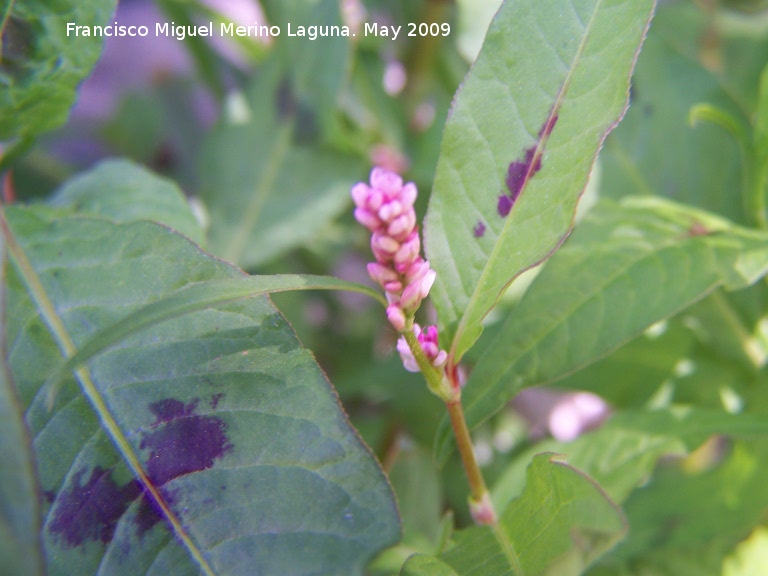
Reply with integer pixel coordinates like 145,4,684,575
425,0,657,364
3,197,399,575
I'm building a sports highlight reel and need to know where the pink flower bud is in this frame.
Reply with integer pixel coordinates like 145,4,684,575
367,262,398,285
371,232,400,254
351,182,370,207
420,269,437,298
354,208,381,231
367,189,384,211
400,280,424,311
394,232,420,265
403,259,430,284
396,336,419,372
400,182,417,209
370,167,403,197
387,210,416,239
387,304,406,332
383,281,403,293
378,200,403,222
433,350,448,367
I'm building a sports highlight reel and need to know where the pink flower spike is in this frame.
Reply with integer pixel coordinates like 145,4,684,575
387,304,406,332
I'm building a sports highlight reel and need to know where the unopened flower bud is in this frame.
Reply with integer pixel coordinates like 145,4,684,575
386,304,406,332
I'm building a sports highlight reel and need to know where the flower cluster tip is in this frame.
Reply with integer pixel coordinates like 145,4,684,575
351,168,436,332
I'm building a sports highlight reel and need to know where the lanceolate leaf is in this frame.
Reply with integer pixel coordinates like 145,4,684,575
0,0,117,143
402,454,626,576
437,198,768,461
3,207,399,575
425,0,657,363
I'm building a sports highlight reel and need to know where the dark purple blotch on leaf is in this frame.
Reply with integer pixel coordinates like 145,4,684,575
497,195,514,217
141,398,233,487
473,221,486,238
210,393,225,409
497,112,557,217
49,466,142,547
505,146,542,202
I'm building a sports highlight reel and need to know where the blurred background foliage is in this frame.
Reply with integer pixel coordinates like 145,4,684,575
5,0,768,573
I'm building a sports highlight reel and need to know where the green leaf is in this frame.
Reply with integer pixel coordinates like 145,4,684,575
425,0,657,363
49,159,206,246
722,527,768,576
437,198,768,461
0,0,117,142
0,247,44,576
599,1,768,226
402,454,626,576
199,58,363,268
4,207,399,575
615,439,768,564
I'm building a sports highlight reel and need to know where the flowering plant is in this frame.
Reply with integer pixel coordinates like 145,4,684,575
4,1,768,576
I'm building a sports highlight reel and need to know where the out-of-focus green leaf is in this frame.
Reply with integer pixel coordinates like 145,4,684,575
609,439,768,567
260,0,351,130
199,58,363,269
425,0,656,363
552,320,693,407
600,2,768,225
437,198,768,461
722,527,768,576
4,205,399,575
402,454,626,576
49,159,205,245
0,245,44,576
0,0,117,142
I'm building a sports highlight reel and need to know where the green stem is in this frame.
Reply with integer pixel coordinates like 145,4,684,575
445,398,486,503
0,205,217,576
